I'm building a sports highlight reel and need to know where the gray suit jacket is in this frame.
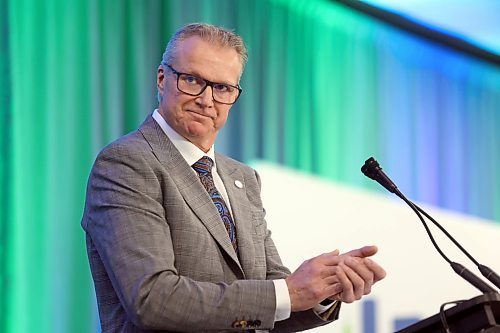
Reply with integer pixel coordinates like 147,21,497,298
82,114,339,332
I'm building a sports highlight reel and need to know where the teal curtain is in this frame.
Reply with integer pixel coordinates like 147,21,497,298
1,0,499,332
3,1,172,331
1,0,11,326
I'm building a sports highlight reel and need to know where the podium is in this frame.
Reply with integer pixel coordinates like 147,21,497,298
396,293,500,333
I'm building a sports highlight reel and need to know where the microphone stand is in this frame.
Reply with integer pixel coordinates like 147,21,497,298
361,156,499,294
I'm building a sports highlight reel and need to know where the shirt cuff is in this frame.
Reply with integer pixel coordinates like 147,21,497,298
317,300,341,321
273,279,291,322
313,301,333,314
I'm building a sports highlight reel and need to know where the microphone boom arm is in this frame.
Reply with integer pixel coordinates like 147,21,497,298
361,157,499,294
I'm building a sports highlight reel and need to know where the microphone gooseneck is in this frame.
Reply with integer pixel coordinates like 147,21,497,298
412,203,500,290
361,156,499,293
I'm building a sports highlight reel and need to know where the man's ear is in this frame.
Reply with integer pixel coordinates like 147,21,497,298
157,65,165,93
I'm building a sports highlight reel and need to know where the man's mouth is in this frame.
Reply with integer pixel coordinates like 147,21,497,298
187,110,216,119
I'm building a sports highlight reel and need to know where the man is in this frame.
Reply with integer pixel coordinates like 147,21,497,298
82,23,386,332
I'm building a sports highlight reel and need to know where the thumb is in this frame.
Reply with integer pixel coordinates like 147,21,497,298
343,245,378,258
330,249,340,256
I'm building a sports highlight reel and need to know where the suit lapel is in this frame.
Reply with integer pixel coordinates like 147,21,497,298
138,115,244,275
216,155,256,279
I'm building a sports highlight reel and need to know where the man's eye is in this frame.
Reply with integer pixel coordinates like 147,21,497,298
182,75,201,85
213,84,232,93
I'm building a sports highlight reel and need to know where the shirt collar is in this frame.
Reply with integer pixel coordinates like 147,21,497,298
152,109,216,168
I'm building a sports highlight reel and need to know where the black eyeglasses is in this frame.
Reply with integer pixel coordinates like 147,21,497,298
165,64,242,105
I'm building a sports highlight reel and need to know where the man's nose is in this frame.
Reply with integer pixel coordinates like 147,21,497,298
196,86,214,107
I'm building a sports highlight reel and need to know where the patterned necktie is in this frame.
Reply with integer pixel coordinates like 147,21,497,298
192,156,238,253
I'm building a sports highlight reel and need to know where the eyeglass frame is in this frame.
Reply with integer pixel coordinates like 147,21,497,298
164,63,243,105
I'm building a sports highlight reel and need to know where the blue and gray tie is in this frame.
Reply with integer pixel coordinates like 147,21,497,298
192,156,238,253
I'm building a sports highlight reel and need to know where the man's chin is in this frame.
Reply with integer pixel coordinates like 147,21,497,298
183,124,216,148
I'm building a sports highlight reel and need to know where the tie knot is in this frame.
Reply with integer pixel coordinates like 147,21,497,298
192,156,214,175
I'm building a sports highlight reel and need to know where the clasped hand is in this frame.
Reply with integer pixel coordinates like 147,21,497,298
285,245,386,312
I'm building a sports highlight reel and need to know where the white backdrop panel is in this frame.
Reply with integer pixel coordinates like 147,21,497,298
252,161,500,333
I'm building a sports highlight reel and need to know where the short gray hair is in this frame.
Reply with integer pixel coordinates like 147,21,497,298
160,22,248,72
157,23,248,103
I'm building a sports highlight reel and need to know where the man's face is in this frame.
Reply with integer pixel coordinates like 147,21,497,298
157,36,243,152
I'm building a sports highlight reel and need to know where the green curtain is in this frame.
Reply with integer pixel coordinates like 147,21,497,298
3,1,172,331
1,0,499,332
1,0,11,326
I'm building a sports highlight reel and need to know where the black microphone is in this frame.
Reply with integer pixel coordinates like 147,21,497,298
361,157,397,193
451,262,497,294
361,156,498,294
413,202,500,291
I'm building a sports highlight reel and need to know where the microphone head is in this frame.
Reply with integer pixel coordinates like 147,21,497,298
361,156,398,193
361,157,382,180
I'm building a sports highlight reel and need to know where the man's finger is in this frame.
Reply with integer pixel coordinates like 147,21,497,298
365,258,387,282
344,257,374,294
323,275,340,286
317,251,344,267
319,265,341,278
324,281,342,296
339,262,365,300
334,265,355,303
342,245,378,258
